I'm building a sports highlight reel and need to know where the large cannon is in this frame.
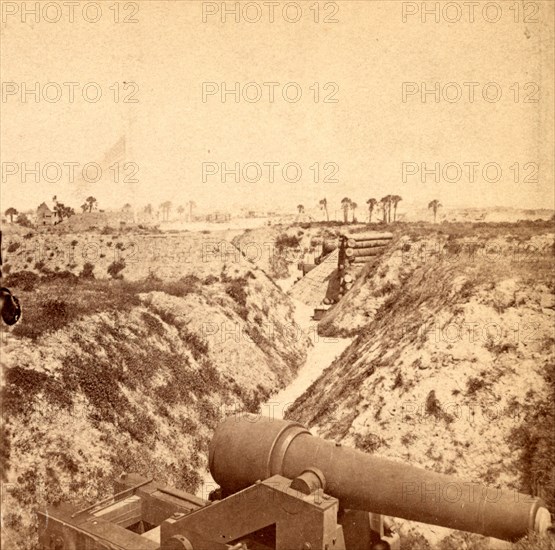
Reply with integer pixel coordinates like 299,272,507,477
38,416,552,550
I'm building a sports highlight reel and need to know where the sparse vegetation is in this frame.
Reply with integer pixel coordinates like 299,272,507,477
2,219,553,550
510,362,555,510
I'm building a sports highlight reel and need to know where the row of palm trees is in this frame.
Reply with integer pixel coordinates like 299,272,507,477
138,201,196,222
78,199,198,222
313,196,403,224
308,197,442,223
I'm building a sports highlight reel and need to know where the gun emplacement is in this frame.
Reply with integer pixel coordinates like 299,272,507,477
38,415,553,550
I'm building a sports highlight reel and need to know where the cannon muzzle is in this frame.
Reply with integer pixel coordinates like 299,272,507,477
209,415,552,542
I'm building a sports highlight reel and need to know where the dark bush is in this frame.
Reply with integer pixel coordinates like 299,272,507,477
42,298,69,324
163,275,201,297
0,423,10,481
80,262,95,279
4,270,40,291
42,270,78,284
7,242,20,253
466,377,487,395
16,213,33,228
510,362,555,510
180,327,209,360
425,390,442,417
107,260,126,279
275,233,301,249
225,277,248,308
2,365,72,417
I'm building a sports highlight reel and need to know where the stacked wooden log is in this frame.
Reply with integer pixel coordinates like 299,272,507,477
315,239,338,265
337,231,393,298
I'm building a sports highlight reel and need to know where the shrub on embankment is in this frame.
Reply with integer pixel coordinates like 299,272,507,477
1,263,308,549
286,224,555,549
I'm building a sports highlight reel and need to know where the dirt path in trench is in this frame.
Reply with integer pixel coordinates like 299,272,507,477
197,298,352,498
259,299,352,420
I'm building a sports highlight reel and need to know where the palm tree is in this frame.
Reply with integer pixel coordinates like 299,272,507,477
428,199,442,223
297,204,305,215
5,207,17,223
391,195,402,222
86,196,97,213
144,204,153,215
366,198,378,223
160,201,172,221
341,197,351,223
386,195,395,223
122,203,132,212
63,205,75,219
53,202,64,221
319,198,329,222
350,201,358,223
80,203,88,213
177,205,185,219
187,200,196,222
379,196,389,223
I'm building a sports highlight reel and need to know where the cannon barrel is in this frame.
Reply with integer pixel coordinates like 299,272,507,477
209,416,552,542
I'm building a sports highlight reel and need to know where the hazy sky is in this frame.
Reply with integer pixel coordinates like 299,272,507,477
1,0,553,214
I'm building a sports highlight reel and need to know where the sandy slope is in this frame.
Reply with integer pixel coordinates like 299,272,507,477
286,228,555,547
0,235,309,549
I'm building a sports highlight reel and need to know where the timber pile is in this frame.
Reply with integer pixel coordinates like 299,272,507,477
337,232,393,298
289,249,340,306
291,232,393,316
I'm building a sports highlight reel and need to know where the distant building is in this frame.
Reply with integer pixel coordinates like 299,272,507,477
205,211,231,222
36,202,58,225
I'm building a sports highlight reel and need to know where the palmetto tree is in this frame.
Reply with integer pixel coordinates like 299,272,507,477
63,205,75,219
297,204,305,215
53,202,64,221
428,199,442,223
177,205,185,219
187,200,196,222
52,201,74,222
366,198,378,223
122,203,132,212
379,196,390,223
341,197,351,223
160,201,172,221
144,204,153,215
5,207,18,223
350,201,358,223
86,196,97,213
391,195,402,222
319,198,329,221
80,203,88,213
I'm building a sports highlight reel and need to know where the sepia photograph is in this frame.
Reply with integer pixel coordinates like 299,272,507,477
0,1,554,548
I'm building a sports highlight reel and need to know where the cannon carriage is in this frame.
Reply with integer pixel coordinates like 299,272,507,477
38,416,553,550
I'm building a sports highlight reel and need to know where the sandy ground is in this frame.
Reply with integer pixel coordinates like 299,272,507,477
162,218,272,232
